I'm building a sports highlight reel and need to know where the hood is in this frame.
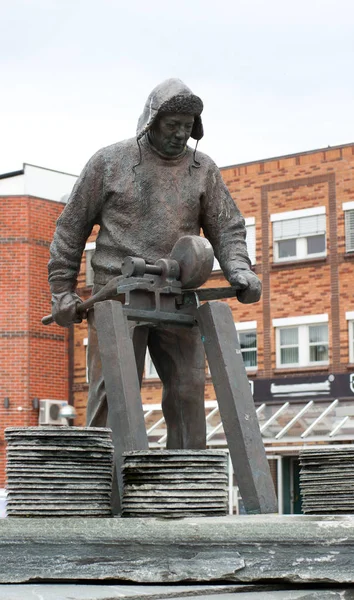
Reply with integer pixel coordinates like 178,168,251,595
136,78,204,142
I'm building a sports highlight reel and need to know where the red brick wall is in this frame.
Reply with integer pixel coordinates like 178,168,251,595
0,196,69,487
222,144,354,377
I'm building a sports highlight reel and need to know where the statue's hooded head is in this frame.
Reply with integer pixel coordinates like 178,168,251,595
136,78,204,144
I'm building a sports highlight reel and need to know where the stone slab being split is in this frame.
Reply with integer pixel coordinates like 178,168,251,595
300,446,354,514
1,515,354,585
5,427,114,517
122,450,228,518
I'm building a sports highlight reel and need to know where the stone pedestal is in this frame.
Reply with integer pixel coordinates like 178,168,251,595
1,515,354,585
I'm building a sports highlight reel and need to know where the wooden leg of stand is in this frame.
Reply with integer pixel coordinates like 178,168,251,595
197,301,278,514
94,300,149,514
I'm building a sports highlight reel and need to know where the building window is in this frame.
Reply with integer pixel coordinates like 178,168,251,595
343,203,354,253
145,350,159,379
213,217,256,270
346,312,354,362
236,321,257,370
85,242,95,286
273,315,329,368
271,207,326,263
239,331,257,368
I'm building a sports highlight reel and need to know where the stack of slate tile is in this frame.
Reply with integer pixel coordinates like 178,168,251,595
122,450,228,517
5,426,113,517
300,446,354,514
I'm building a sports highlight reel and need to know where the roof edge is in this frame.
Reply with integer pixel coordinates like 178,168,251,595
220,141,354,171
0,169,24,181
0,163,79,180
23,163,78,177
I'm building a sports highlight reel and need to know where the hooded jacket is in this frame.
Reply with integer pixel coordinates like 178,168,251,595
48,79,251,290
136,78,204,142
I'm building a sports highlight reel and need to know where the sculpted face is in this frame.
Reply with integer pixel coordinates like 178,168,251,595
149,113,195,157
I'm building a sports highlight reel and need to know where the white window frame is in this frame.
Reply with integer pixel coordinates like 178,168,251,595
235,320,257,371
213,217,256,270
145,350,159,379
343,202,354,253
245,217,256,266
271,207,326,263
346,311,354,363
85,241,95,287
83,337,89,383
273,314,329,369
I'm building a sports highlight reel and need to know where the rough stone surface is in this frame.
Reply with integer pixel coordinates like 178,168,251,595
5,427,113,517
300,446,354,514
1,515,354,584
122,451,228,517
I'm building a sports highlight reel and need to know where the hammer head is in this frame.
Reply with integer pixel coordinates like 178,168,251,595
170,235,214,289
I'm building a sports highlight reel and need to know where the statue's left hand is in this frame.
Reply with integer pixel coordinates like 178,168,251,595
228,270,262,304
51,292,84,327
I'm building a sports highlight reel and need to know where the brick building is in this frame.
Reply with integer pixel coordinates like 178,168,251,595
1,143,354,514
0,164,77,495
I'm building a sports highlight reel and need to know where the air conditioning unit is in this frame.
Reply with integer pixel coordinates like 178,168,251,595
39,399,69,425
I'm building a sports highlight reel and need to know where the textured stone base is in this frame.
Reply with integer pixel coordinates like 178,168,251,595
1,515,354,584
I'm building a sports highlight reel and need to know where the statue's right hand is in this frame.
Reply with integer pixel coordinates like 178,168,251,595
51,292,83,327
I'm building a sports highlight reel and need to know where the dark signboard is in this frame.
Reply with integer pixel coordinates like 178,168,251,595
251,372,354,404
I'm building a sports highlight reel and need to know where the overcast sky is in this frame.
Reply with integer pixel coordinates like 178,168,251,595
1,0,354,176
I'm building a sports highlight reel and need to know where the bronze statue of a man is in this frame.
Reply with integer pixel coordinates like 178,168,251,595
48,78,261,448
